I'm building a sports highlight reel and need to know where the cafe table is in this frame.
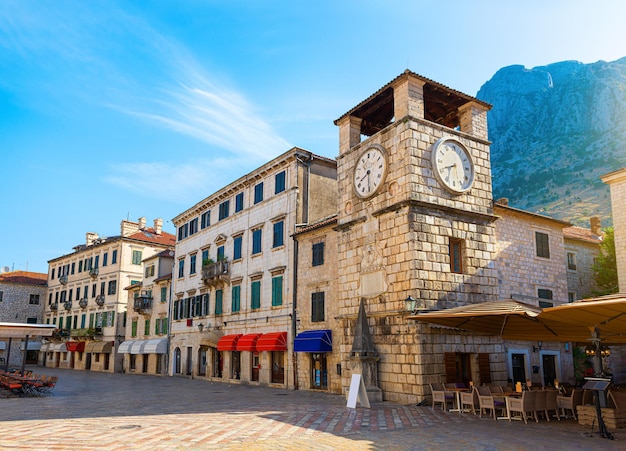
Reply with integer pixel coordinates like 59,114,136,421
497,392,522,420
446,387,470,413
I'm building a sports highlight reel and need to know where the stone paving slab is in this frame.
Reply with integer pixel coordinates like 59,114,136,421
0,367,624,450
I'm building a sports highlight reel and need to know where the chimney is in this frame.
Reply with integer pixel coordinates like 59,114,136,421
495,198,509,206
86,232,99,246
154,218,163,235
590,216,602,236
120,219,140,237
138,217,147,230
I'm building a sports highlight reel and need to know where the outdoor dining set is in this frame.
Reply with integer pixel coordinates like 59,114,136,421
430,382,584,423
0,370,58,397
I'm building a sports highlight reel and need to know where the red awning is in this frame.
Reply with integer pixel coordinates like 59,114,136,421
65,341,85,352
256,332,287,351
236,333,262,352
217,334,243,351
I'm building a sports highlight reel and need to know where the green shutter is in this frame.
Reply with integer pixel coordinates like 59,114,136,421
272,276,283,306
155,318,160,335
251,281,261,309
215,290,223,315
131,320,137,337
89,313,94,328
144,319,150,335
231,286,240,312
162,317,168,334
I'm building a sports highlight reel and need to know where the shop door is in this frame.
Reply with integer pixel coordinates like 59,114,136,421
511,353,526,385
212,350,223,377
271,351,285,384
232,351,241,379
251,352,260,381
85,353,91,370
542,354,557,387
142,355,149,373
198,348,207,376
311,353,328,389
186,347,193,375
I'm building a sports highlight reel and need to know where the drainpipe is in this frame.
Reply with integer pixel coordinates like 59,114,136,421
292,234,299,390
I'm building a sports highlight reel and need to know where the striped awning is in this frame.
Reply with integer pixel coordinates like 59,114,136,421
129,340,147,355
85,341,112,354
144,338,168,354
256,332,287,352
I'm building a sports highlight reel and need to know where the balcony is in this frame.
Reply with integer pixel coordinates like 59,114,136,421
50,302,58,311
95,294,105,306
63,300,72,311
89,267,99,278
59,274,68,285
133,291,153,313
201,260,230,287
79,297,88,309
70,327,96,338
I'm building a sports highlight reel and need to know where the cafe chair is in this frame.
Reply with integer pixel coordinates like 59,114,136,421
430,383,454,411
507,390,538,424
533,390,547,420
544,389,560,421
557,389,583,420
477,385,506,420
460,386,480,414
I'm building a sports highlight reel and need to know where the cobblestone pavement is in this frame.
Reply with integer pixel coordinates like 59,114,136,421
0,367,624,450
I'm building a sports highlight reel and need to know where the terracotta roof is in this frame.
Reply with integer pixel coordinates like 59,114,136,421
0,271,47,286
292,215,338,236
126,228,176,246
563,226,603,244
494,203,571,227
154,273,172,283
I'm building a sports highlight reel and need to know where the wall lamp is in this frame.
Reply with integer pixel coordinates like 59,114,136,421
532,341,543,353
405,295,419,314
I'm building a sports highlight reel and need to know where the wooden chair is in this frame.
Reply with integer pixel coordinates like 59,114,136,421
478,385,506,419
460,386,479,414
430,383,454,411
533,390,547,420
507,390,538,424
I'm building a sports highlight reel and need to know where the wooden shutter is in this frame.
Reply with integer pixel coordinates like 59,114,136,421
478,353,491,384
444,352,457,383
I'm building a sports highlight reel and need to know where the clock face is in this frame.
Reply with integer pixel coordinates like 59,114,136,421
353,145,388,198
432,138,474,193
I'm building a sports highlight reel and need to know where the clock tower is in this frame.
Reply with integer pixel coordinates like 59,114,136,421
334,70,500,404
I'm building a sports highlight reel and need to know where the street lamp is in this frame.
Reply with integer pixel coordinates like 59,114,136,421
405,295,417,314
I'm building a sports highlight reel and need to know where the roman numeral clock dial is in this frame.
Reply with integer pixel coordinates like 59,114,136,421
353,144,388,199
431,137,475,194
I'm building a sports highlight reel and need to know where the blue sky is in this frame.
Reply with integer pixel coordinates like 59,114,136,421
1,0,625,274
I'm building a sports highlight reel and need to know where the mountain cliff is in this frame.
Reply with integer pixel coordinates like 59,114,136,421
476,57,626,226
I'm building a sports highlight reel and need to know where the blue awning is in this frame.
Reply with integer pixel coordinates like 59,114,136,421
294,330,332,352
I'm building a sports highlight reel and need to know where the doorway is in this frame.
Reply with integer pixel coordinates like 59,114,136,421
198,348,207,376
251,352,260,382
541,351,560,387
174,347,181,374
509,352,528,385
311,353,328,389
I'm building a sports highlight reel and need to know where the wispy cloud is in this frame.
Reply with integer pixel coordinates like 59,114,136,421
0,1,291,199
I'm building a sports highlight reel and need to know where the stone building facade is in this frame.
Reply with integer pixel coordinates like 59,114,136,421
42,217,175,372
119,249,174,375
0,270,47,366
563,218,602,301
170,147,337,387
602,168,626,292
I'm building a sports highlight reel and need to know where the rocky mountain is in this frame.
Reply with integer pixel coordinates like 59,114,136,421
476,57,626,227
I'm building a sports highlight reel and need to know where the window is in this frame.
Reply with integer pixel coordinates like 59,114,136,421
94,255,100,268
252,229,262,255
217,246,225,261
112,250,118,264
312,292,325,322
71,262,75,274
51,268,55,279
102,253,108,267
162,318,168,334
161,286,167,303
190,254,197,275
449,238,463,274
83,286,88,299
273,221,284,248
145,265,155,277
58,317,63,329
271,276,283,306
178,223,189,241
275,170,286,194
178,259,185,278
254,182,264,204
155,318,161,335
0,291,3,302
107,280,117,295
215,290,223,315
201,210,211,229
218,200,230,220
568,292,576,303
132,250,143,265
75,289,80,301
202,293,209,315
233,235,243,260
232,285,241,312
29,294,40,305
189,218,199,235
312,242,325,266
144,319,150,335
202,248,209,265
100,282,106,296
68,289,73,302
235,192,244,212
78,261,83,273
538,288,554,308
131,320,138,337
26,317,37,324
251,280,261,309
567,252,577,271
81,314,86,328
535,232,550,258
91,284,96,298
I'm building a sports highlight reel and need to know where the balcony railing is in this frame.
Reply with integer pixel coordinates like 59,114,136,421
50,302,58,311
59,274,68,285
89,267,99,278
201,260,230,287
79,297,88,309
95,294,105,306
63,300,72,310
133,292,153,313
70,327,96,338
